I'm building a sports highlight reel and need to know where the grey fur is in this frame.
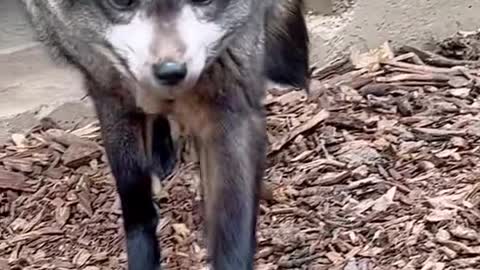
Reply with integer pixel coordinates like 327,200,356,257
21,1,309,269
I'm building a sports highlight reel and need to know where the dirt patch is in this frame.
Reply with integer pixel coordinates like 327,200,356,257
2,33,480,269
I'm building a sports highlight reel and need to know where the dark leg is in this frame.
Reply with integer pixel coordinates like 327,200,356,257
150,116,177,179
264,0,310,90
93,97,161,270
198,111,267,270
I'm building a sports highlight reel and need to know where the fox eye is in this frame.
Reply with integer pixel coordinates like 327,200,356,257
190,0,213,5
108,0,139,10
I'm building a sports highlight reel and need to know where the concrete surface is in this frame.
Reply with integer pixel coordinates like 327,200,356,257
1,0,480,143
309,0,480,65
0,46,85,118
0,0,33,51
305,0,333,14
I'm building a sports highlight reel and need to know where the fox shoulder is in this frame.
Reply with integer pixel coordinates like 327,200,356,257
264,0,310,91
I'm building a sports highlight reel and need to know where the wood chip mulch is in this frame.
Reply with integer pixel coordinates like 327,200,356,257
3,31,480,270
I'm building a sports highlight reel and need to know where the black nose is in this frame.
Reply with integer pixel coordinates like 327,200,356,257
152,61,187,86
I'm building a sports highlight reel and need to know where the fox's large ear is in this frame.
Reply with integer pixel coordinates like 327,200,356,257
264,0,310,91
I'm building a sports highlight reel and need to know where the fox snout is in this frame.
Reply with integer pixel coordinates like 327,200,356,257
151,61,188,86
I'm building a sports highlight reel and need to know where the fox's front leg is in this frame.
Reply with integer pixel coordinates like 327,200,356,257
197,110,267,270
93,96,161,270
150,116,177,179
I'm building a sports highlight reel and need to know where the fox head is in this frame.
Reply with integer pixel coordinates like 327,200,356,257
23,0,309,107
22,0,257,99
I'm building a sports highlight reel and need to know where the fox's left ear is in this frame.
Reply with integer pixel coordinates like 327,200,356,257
264,0,310,92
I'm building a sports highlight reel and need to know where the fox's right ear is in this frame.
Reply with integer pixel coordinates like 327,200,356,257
264,0,310,91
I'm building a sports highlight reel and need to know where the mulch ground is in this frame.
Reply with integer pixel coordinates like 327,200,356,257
2,31,480,270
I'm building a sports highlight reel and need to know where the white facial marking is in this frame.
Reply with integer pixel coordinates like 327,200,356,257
104,6,226,110
176,6,225,84
107,14,172,110
107,14,155,78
